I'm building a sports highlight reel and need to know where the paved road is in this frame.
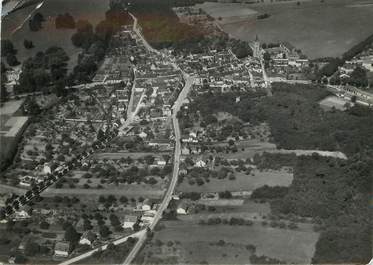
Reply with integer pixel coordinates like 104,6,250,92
327,84,373,105
58,230,146,265
121,15,195,265
122,75,194,265
126,68,137,120
129,13,160,55
260,56,272,96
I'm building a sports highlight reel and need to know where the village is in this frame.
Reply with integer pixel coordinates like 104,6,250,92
0,1,373,264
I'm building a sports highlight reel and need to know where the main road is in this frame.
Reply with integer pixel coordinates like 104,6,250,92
121,73,194,265
121,14,195,265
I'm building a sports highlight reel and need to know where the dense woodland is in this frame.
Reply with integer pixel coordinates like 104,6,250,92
182,83,372,263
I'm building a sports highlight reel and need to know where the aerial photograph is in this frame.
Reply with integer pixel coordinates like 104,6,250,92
0,0,372,264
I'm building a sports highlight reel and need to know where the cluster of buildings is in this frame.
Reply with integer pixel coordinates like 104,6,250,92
261,41,311,80
176,49,266,93
173,6,225,37
338,44,373,78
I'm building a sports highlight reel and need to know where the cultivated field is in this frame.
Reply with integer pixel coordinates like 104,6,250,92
195,2,257,25
1,0,110,69
199,0,373,59
153,221,319,264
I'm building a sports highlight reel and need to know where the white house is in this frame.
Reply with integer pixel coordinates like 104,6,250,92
155,158,166,167
195,159,206,168
43,164,52,175
54,242,70,257
14,210,30,220
139,131,147,139
177,201,189,215
122,215,138,230
79,231,96,246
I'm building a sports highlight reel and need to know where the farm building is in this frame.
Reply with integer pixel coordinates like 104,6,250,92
54,242,70,257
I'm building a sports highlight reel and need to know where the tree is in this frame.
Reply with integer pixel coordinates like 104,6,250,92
1,40,17,57
64,224,81,244
349,67,368,88
71,20,94,49
14,254,26,264
39,221,50,229
29,13,45,31
24,241,40,256
99,225,111,238
1,83,8,102
24,40,34,49
6,53,20,66
23,97,41,115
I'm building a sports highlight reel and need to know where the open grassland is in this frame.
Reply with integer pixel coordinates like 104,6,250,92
154,221,319,264
195,1,257,25
178,168,293,193
201,0,373,58
2,0,110,69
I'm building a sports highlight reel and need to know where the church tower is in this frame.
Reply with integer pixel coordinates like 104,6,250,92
253,35,261,58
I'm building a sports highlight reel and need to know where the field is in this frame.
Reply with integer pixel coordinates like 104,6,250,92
195,1,257,25
178,168,293,193
198,0,373,59
1,0,110,69
319,95,349,111
151,221,319,264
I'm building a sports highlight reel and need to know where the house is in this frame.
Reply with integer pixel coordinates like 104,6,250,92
135,199,152,211
140,215,154,225
43,164,52,175
155,157,166,167
0,193,10,207
138,131,147,139
141,199,152,211
79,231,96,246
148,139,172,149
122,215,139,229
18,237,29,251
8,256,16,264
179,163,188,176
19,176,32,187
195,159,206,168
54,241,70,257
189,131,197,138
14,210,30,220
181,146,190,155
177,201,189,215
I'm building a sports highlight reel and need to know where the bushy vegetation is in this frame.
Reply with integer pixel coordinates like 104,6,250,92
270,155,372,263
183,83,373,156
251,185,289,200
1,39,20,66
15,47,69,95
24,40,34,49
29,12,45,31
185,82,373,263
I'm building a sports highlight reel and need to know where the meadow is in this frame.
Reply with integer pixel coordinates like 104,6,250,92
198,0,373,59
154,221,319,264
